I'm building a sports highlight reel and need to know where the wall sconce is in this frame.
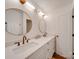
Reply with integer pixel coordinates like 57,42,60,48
25,2,35,12
19,0,26,4
38,11,44,17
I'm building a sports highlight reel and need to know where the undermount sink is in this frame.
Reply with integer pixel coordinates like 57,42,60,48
13,42,38,54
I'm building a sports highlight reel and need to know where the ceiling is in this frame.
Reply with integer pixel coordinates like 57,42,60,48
6,0,73,19
29,0,73,16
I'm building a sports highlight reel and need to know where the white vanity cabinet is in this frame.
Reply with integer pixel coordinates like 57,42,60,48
26,38,55,59
26,43,48,59
46,38,55,59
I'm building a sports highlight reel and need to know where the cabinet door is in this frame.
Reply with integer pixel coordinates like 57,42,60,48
27,44,48,59
46,38,55,59
26,38,55,59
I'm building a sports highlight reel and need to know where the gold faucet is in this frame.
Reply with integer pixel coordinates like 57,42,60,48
23,35,27,44
14,36,30,46
43,32,47,37
22,35,30,44
14,42,20,46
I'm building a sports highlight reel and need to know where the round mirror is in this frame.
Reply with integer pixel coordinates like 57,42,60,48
5,8,32,35
39,19,47,34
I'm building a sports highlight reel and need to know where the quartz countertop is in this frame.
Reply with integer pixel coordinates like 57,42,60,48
6,35,55,59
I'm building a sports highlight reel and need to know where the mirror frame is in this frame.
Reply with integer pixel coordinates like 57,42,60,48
38,19,47,34
5,8,32,36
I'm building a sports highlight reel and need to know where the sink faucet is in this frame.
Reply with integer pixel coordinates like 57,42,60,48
43,32,47,37
22,35,30,44
14,42,20,46
23,35,27,44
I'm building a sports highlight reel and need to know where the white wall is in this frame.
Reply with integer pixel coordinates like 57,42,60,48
45,4,73,59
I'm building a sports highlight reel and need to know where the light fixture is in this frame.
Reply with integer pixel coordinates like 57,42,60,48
38,11,44,17
38,11,48,19
25,2,35,11
19,0,26,4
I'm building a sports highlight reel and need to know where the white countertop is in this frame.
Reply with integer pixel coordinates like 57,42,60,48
6,35,55,59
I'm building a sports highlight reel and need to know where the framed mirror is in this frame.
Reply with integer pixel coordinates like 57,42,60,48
5,8,32,35
39,19,47,34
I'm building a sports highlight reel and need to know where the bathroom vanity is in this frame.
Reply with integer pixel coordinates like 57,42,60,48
5,2,55,59
6,36,55,59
